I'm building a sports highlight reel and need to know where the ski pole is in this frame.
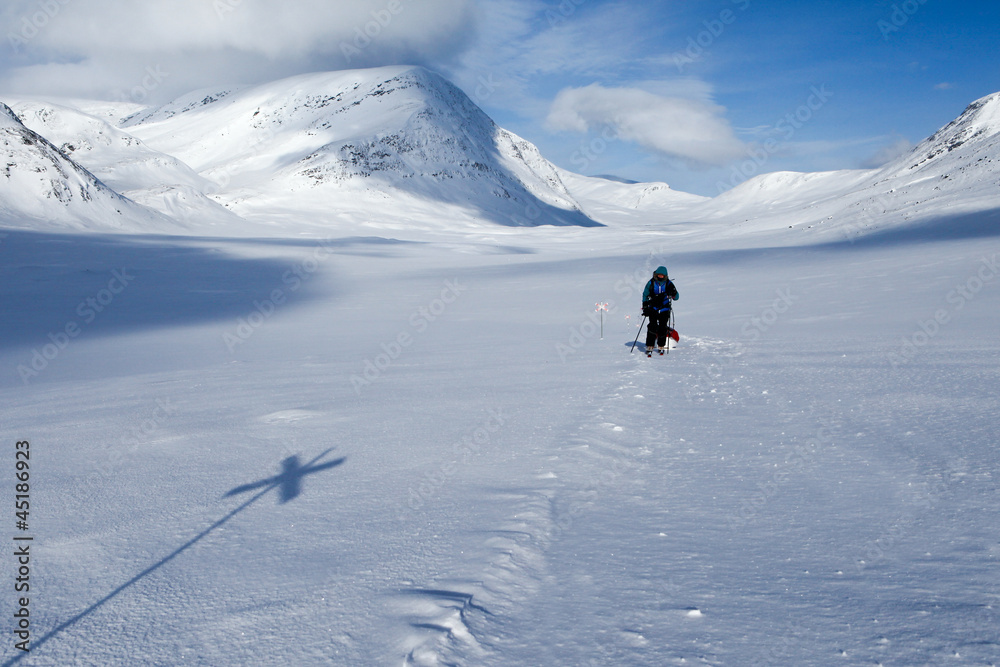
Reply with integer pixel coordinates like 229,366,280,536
665,309,674,354
630,316,646,353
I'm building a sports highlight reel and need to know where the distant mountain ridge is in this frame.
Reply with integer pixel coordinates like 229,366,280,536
1,71,998,240
0,102,175,231
677,91,1000,240
3,66,601,232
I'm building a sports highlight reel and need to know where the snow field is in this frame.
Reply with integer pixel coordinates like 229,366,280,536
1,64,1000,666
0,219,998,665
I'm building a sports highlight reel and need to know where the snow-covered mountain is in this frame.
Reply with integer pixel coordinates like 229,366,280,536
681,91,1000,241
0,103,176,231
3,68,998,240
882,91,1000,185
5,66,600,234
8,99,241,229
557,171,708,227
118,66,597,230
860,91,1000,233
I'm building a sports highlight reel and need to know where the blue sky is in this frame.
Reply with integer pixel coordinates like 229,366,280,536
2,0,998,196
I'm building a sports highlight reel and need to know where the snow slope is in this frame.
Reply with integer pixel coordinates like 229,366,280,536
1,73,999,666
1,222,998,666
0,104,177,233
8,70,997,242
558,171,709,228
119,66,596,230
584,91,1000,243
7,100,242,230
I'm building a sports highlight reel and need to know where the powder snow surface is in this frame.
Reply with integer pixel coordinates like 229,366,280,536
0,72,999,666
1,222,997,666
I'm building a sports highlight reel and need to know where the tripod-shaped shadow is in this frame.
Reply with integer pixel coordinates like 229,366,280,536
225,450,345,504
7,449,344,665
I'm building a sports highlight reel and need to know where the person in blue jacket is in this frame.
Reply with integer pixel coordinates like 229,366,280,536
641,266,679,355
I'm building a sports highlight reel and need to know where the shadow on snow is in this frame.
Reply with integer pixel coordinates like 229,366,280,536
0,229,415,355
3,449,345,665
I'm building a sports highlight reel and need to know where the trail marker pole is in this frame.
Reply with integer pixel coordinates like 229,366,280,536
596,302,608,339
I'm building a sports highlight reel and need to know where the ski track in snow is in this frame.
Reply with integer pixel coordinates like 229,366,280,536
388,285,1000,667
0,232,997,666
0,236,998,666
392,352,658,665
389,332,791,665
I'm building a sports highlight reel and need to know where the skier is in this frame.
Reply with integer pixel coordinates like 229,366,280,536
641,266,679,356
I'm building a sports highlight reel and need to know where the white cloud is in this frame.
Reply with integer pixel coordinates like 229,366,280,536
546,83,746,166
861,136,915,168
441,1,677,119
0,0,476,100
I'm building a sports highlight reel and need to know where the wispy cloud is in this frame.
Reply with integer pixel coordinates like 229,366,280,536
442,1,676,116
0,0,476,100
861,136,915,168
546,83,745,166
